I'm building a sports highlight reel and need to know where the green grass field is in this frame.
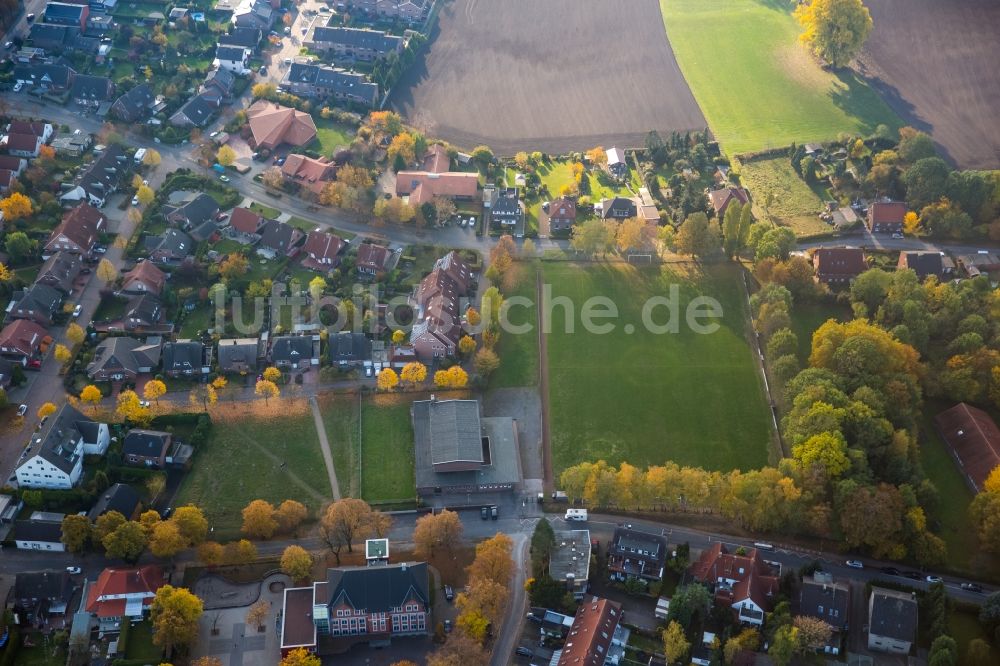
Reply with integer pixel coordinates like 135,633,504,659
490,262,539,388
313,119,356,157
737,157,830,236
659,0,901,155
950,610,999,665
317,394,362,497
175,404,331,539
360,395,416,503
545,262,772,474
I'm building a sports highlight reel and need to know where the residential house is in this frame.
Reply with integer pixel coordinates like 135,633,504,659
868,587,917,654
162,340,207,377
690,542,779,626
218,26,263,51
490,187,523,231
28,23,73,52
395,170,479,206
169,93,221,128
7,120,53,143
246,100,317,150
85,566,166,633
231,0,274,30
305,26,404,61
120,260,166,297
201,68,238,102
0,155,27,177
146,229,193,265
88,483,141,521
51,132,92,156
897,251,945,281
280,561,429,655
866,201,907,233
606,146,627,180
59,144,131,207
71,74,115,107
12,570,74,621
122,293,164,332
708,187,750,219
0,168,15,192
330,332,370,367
281,153,338,196
109,83,154,123
45,202,106,257
270,334,320,369
934,402,1000,493
43,2,89,29
547,197,577,232
344,0,428,23
812,248,867,284
86,336,162,381
799,572,849,649
164,192,219,231
257,219,304,258
409,251,473,361
356,242,393,276
4,132,43,157
608,527,668,583
13,60,76,92
555,597,625,666
229,207,265,236
549,530,591,600
213,45,251,73
5,283,63,326
216,337,260,374
15,513,66,551
35,251,81,294
0,319,50,367
599,196,637,221
421,144,449,172
280,62,379,107
15,404,109,488
302,230,346,270
122,429,171,468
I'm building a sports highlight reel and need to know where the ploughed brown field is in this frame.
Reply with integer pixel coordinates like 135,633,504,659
859,0,1000,169
389,0,706,155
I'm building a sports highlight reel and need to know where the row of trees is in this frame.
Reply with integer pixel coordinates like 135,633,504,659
61,505,208,562
240,498,309,539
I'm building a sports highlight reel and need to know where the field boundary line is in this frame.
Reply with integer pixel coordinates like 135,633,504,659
229,421,328,504
536,266,553,492
309,396,342,501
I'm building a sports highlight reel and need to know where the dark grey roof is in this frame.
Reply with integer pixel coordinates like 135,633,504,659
166,192,219,228
311,26,403,53
172,94,219,127
491,188,521,216
270,335,316,362
43,2,85,23
122,429,170,458
326,562,429,613
14,518,63,544
151,228,193,258
14,570,73,603
35,251,81,294
869,588,917,643
111,84,154,122
76,144,130,199
287,62,318,84
189,219,218,243
601,197,637,219
799,576,850,631
422,399,482,466
217,338,260,371
125,293,161,325
901,252,944,279
258,220,299,252
86,336,162,377
163,340,204,372
610,527,667,564
71,74,114,101
88,483,141,520
287,63,379,103
203,68,236,96
215,45,248,62
13,61,75,88
29,23,70,45
22,404,94,476
330,332,371,364
8,283,63,321
219,26,262,49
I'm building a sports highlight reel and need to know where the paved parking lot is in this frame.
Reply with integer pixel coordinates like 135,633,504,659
192,573,290,666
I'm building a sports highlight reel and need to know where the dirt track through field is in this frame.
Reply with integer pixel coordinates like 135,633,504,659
859,0,1000,169
389,0,706,155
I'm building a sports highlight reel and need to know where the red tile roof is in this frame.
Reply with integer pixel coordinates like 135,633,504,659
303,230,345,262
8,121,49,137
47,203,105,252
357,243,392,271
869,201,907,225
6,132,41,154
122,260,167,295
708,187,749,216
281,154,337,194
85,566,165,618
421,144,450,173
557,596,622,666
395,171,479,205
246,101,317,150
229,206,265,234
690,542,779,613
935,403,1000,493
0,319,50,356
812,248,867,278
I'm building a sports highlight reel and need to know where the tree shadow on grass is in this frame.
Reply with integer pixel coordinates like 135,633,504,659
827,68,906,137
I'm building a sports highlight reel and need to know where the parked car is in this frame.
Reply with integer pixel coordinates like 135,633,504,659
94,246,107,254
516,647,533,658
259,66,267,76
444,585,454,601
209,130,220,138
961,583,984,593
903,571,923,580
880,567,900,576
13,81,22,92
491,505,498,520
845,560,864,569
480,506,489,520
72,304,83,318
131,196,139,206
66,566,81,574
283,57,292,65
17,404,27,417
26,13,35,22
80,267,91,274
219,175,231,183
892,233,903,239
926,575,943,584
444,619,452,633
139,399,150,408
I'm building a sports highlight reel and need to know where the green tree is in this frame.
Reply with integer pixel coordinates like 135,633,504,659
794,0,873,68
722,202,743,257
667,583,712,629
903,157,950,209
898,128,938,163
662,621,691,664
570,218,617,256
530,518,556,577
4,231,37,262
674,212,720,257
769,625,799,666
61,514,92,552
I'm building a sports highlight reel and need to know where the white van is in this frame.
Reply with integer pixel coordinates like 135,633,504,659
133,148,147,164
565,508,588,521
753,542,774,551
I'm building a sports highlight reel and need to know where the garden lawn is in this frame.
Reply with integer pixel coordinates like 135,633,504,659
175,403,330,539
737,157,829,236
178,302,214,338
490,262,539,388
249,202,280,219
317,393,362,498
660,0,901,155
360,394,416,503
313,119,356,157
124,621,161,662
949,610,999,664
545,262,772,474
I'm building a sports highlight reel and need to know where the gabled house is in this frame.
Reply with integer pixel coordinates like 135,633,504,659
599,196,637,220
799,572,849,641
229,206,265,235
213,45,251,74
12,570,74,621
556,597,625,666
395,171,479,206
45,202,106,256
302,230,346,270
4,130,44,157
281,153,338,195
0,319,50,366
27,23,72,52
708,187,749,219
897,251,945,281
15,404,109,488
231,0,274,30
85,566,166,633
86,336,162,381
0,155,28,176
280,62,379,107
305,26,404,61
88,483,142,521
13,60,76,92
868,587,917,654
330,332,370,367
43,2,89,29
162,340,207,377
217,337,260,374
35,251,82,294
934,402,1000,493
15,514,66,551
169,93,221,128
147,229,193,265
71,74,115,106
356,242,393,276
606,146,627,180
121,260,166,297
59,144,130,207
344,0,428,23
123,293,165,332
109,83,155,123
270,334,320,369
246,100,317,150
201,68,238,102
547,197,577,232
812,248,866,284
279,561,429,655
866,201,907,233
122,429,171,468
257,219,304,258
608,527,668,583
490,187,523,230
164,192,219,231
690,542,779,626
409,251,473,361
5,283,63,326
218,26,263,52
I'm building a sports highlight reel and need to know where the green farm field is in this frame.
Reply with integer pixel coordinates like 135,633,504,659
544,262,773,475
659,0,901,155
